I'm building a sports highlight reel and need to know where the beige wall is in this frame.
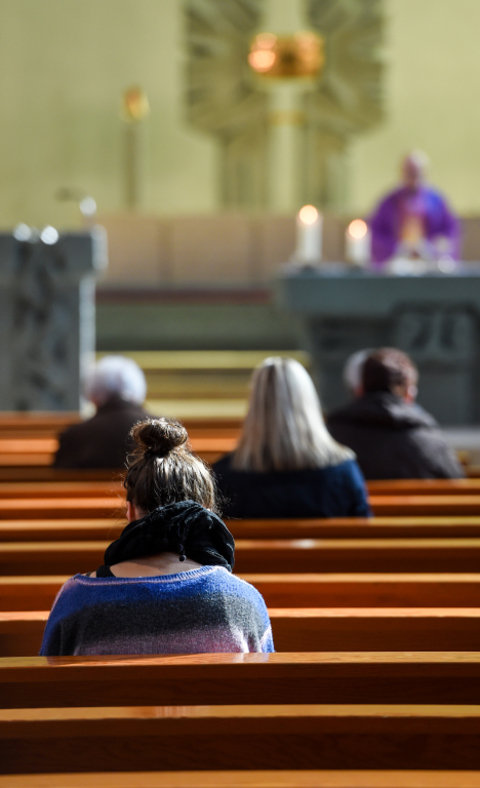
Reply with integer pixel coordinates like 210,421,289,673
350,0,480,217
1,0,480,233
0,0,217,230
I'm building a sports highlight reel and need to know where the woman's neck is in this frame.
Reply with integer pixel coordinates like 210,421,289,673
107,552,203,578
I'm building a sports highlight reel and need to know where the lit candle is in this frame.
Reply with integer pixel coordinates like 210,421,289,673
294,204,322,264
345,219,370,266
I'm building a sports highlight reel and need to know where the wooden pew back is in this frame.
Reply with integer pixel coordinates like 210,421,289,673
6,516,480,542
4,572,480,612
2,770,480,788
2,538,480,575
5,492,480,518
2,652,480,708
3,703,480,773
5,607,480,656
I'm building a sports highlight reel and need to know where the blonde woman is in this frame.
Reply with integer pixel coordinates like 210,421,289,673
213,357,370,518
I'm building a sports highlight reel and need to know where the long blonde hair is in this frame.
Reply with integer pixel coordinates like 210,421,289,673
232,357,354,472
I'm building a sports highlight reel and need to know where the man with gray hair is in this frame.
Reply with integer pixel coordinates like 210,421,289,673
54,355,152,468
328,347,464,479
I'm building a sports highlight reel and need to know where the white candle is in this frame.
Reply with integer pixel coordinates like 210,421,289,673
345,219,370,266
294,204,322,264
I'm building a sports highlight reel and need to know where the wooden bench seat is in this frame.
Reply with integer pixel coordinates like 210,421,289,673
6,493,480,519
0,481,124,498
0,413,242,437
5,572,480,612
0,436,235,469
0,438,59,456
0,413,80,437
0,499,127,519
0,467,123,482
0,462,474,481
7,516,480,542
370,495,480,515
4,478,480,500
3,652,480,708
368,479,480,495
3,538,480,575
3,703,480,773
5,607,480,656
3,770,480,788
0,520,126,542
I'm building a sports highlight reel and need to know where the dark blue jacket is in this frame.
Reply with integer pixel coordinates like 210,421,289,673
213,455,370,519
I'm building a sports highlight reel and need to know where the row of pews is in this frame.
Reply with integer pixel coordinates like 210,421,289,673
0,411,479,481
2,415,480,784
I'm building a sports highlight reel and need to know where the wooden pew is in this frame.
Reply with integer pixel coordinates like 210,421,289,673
370,494,480,515
6,492,480,519
0,440,473,486
0,481,124,498
0,437,59,457
7,516,480,542
0,499,126,519
3,652,480,709
0,520,126,542
0,417,242,482
3,478,480,509
5,572,480,612
3,771,480,788
0,413,242,438
3,703,480,773
0,435,235,471
0,413,80,437
467,465,480,478
4,477,480,500
368,478,480,495
0,467,123,482
3,538,480,574
5,607,480,656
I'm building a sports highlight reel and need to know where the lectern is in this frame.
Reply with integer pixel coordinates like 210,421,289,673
275,264,480,425
0,228,107,411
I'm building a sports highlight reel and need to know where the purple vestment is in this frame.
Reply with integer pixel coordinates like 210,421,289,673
369,185,460,267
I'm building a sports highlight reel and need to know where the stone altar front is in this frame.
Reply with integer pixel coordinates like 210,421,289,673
0,228,107,411
275,264,480,426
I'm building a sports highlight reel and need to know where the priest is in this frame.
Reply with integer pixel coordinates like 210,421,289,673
369,151,460,267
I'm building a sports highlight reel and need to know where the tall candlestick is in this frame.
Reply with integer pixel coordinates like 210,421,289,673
294,204,322,264
345,219,370,266
122,86,150,211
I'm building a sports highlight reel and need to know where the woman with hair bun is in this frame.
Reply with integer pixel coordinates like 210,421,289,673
40,418,274,656
213,357,370,519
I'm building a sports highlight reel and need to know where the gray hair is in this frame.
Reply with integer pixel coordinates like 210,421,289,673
232,356,354,472
85,355,147,407
343,349,371,395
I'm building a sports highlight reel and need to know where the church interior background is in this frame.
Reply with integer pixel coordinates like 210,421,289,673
3,0,480,439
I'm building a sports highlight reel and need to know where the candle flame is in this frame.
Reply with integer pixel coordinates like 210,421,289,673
298,205,319,225
248,49,276,72
347,219,368,239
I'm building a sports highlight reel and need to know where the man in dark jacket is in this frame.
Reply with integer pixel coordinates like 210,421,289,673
54,355,152,469
327,347,464,479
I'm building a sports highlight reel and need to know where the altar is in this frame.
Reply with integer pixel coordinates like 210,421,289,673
275,264,480,426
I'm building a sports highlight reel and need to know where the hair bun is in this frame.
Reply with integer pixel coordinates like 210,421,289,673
131,418,188,458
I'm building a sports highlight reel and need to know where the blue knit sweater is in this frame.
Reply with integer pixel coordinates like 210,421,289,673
40,566,274,656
